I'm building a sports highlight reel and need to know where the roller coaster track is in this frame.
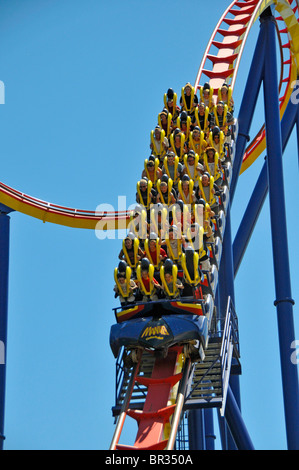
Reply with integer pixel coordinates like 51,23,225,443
109,0,299,451
0,0,298,452
194,0,299,173
1,0,299,229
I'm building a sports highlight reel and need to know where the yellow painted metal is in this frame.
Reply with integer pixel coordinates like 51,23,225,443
1,0,299,226
0,185,130,230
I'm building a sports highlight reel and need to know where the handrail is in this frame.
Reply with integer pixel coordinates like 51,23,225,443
165,357,192,450
110,361,140,450
185,296,239,404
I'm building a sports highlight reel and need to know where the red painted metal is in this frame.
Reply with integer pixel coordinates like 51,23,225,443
114,348,183,451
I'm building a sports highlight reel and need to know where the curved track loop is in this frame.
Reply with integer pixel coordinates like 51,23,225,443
0,181,129,230
194,0,299,174
0,0,298,228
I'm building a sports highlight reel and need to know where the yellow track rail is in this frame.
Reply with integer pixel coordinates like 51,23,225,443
0,0,298,228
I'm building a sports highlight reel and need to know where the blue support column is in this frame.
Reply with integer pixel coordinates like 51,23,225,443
204,408,216,450
218,207,235,320
296,104,299,168
233,162,268,276
218,206,240,450
187,409,216,450
233,90,299,277
0,207,11,450
188,409,205,450
217,410,228,450
225,385,255,450
262,11,299,450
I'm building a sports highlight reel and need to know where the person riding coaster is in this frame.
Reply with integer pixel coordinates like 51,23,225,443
110,252,208,362
164,88,180,120
113,261,138,307
176,110,191,138
160,258,184,299
135,257,161,302
180,83,198,115
156,175,177,206
199,82,215,110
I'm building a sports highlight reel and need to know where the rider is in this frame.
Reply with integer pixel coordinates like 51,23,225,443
161,151,183,189
212,101,234,142
136,177,157,209
217,82,234,114
164,88,180,121
136,258,161,302
150,125,169,163
180,82,198,116
142,155,163,185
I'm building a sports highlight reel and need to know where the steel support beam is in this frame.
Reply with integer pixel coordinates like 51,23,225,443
225,385,254,450
233,92,299,277
0,208,11,450
262,11,299,450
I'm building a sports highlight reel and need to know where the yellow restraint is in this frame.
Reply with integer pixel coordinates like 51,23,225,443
164,92,178,115
200,85,214,110
181,84,195,114
156,178,174,206
178,178,195,205
186,225,205,259
160,263,179,298
158,112,173,138
164,236,182,262
163,155,180,186
189,130,206,157
172,203,190,235
213,104,228,132
122,237,140,269
144,157,160,186
137,179,153,209
194,105,210,133
144,237,162,269
169,132,186,160
150,128,167,158
181,251,201,286
183,153,200,183
203,151,222,182
218,86,233,113
129,208,148,240
198,175,217,207
176,114,191,138
114,266,132,300
209,130,225,160
150,206,169,238
136,263,155,296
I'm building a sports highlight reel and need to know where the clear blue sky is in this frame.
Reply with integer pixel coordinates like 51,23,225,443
0,0,298,450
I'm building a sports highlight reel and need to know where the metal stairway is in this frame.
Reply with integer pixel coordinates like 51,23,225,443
184,297,241,415
185,338,224,409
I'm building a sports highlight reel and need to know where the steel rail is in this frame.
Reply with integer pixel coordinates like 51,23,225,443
194,0,299,173
0,0,298,229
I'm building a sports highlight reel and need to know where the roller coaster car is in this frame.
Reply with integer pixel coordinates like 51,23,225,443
110,254,212,362
110,307,208,363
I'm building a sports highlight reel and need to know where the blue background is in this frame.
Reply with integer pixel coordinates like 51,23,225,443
0,0,298,450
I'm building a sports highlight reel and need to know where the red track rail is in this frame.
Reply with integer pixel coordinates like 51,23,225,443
0,0,298,227
109,0,299,450
194,0,299,174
